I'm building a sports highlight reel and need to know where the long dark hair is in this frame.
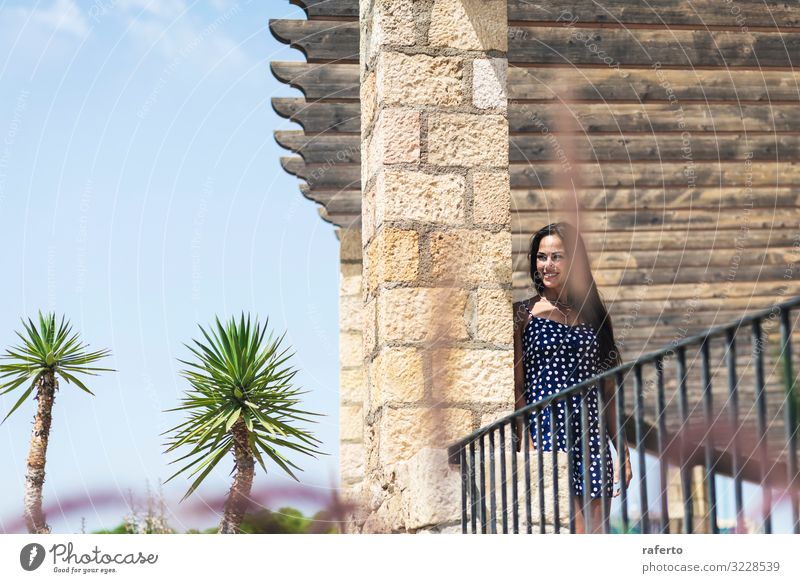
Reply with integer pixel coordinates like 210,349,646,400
528,221,622,373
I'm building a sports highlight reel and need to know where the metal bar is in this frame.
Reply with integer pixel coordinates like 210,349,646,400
634,362,650,533
752,319,772,534
459,447,467,533
536,407,546,534
615,369,630,533
499,423,508,533
655,355,669,533
779,307,800,533
597,377,610,534
581,387,592,533
489,428,497,534
511,417,520,534
448,296,800,454
523,411,533,534
676,346,694,534
726,327,744,532
701,337,719,534
479,434,487,533
551,402,561,533
469,440,477,534
565,394,576,533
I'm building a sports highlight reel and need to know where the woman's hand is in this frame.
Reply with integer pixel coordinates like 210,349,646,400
613,448,632,497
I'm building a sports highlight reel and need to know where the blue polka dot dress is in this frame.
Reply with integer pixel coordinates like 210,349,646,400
521,302,613,499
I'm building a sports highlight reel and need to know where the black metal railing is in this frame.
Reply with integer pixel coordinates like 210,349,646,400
447,296,800,534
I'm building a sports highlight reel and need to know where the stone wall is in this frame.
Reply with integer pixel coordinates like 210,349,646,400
337,227,368,531
355,0,514,533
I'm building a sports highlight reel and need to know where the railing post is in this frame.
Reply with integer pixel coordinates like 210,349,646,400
725,327,745,532
676,346,694,533
779,308,799,533
580,387,592,533
752,318,772,533
701,336,719,534
655,355,669,533
597,378,610,534
523,412,533,534
615,369,630,533
633,362,649,533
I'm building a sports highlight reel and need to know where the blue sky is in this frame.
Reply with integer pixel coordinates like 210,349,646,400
0,0,792,536
0,0,342,532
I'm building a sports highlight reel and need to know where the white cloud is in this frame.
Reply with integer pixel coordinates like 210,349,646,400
4,0,89,39
120,0,252,70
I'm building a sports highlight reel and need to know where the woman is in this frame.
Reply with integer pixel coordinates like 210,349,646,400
513,221,632,533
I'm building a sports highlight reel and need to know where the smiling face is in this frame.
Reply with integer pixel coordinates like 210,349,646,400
535,234,570,293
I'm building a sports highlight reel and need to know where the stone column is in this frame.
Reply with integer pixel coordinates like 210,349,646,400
337,227,368,532
358,0,513,533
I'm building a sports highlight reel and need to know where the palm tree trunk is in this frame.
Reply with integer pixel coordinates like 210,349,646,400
24,372,56,534
218,417,255,533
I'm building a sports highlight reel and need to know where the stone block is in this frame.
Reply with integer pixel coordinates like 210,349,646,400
377,286,470,343
428,0,508,52
340,365,366,404
339,227,363,262
370,346,426,405
472,58,507,110
476,287,513,344
340,291,364,332
366,227,419,294
399,448,462,530
379,52,463,106
473,171,511,226
340,330,364,368
429,229,512,285
427,113,507,167
340,442,366,484
361,70,377,128
379,170,466,226
339,265,362,297
379,108,421,164
340,404,364,442
363,296,377,356
379,406,473,465
430,347,513,404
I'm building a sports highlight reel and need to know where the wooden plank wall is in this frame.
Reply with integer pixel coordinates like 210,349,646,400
271,1,800,477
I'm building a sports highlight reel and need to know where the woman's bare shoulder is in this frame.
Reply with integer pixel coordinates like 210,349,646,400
513,296,537,325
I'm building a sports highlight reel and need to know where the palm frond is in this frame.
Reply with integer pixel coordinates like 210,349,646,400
0,312,114,422
163,312,325,499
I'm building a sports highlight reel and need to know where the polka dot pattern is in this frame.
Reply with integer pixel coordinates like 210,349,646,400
521,306,613,499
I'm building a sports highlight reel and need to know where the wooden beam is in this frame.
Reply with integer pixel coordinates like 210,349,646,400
512,188,799,211
285,1,800,29
508,0,800,29
512,263,794,286
513,247,799,271
272,98,360,134
290,0,357,18
509,161,800,188
275,129,800,163
269,63,800,103
268,19,358,62
508,68,800,102
270,62,359,99
279,159,800,190
513,230,800,252
270,18,800,68
272,98,800,135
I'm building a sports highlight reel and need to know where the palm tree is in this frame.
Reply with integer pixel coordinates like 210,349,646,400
0,312,113,533
163,312,325,534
